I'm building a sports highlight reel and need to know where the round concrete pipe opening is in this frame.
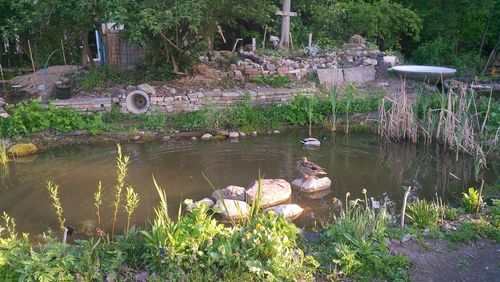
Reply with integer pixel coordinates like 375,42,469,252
125,90,150,114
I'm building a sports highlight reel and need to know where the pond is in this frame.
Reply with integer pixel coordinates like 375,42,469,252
0,130,497,235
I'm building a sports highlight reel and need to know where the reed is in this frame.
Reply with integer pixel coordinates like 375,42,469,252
0,141,9,167
125,186,140,232
46,181,65,231
111,144,131,241
303,97,317,137
345,87,354,134
379,85,494,170
329,86,339,131
93,181,103,227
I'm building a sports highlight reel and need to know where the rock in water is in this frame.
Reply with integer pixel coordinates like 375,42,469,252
201,133,213,140
216,199,250,220
8,143,38,158
228,132,239,138
266,204,304,221
246,179,291,208
187,198,214,211
291,177,331,193
212,185,246,201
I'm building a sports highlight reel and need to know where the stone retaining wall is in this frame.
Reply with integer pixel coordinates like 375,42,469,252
51,85,318,114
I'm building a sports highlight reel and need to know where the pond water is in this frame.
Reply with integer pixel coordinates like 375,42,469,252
0,130,497,235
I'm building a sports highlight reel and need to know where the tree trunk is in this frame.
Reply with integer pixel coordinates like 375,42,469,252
279,0,291,50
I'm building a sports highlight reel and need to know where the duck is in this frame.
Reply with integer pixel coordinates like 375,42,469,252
296,157,327,179
300,137,321,147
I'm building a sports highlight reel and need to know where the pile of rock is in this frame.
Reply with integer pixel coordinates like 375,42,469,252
189,179,304,221
224,44,385,80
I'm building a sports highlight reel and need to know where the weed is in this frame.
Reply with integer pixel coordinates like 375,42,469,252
124,186,140,232
462,187,481,214
458,259,469,269
0,141,8,167
46,181,65,231
250,75,292,88
328,86,339,131
111,144,131,240
447,219,499,243
93,182,103,227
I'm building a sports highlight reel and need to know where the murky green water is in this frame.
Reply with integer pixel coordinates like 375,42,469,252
0,130,497,235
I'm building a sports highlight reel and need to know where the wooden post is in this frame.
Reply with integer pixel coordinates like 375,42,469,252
0,64,6,91
252,38,256,52
476,179,484,217
262,25,267,49
27,40,38,83
308,33,312,49
277,0,297,50
60,38,67,66
400,186,412,229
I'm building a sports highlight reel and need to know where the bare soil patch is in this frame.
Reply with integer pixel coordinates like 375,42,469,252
389,239,499,282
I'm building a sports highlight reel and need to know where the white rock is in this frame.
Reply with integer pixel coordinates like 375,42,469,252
266,204,304,221
201,133,213,140
187,198,214,211
228,132,239,138
212,185,246,201
272,130,280,134
216,199,250,220
137,83,156,95
191,136,198,141
246,179,291,208
251,131,258,136
291,177,331,193
239,132,247,137
383,56,399,67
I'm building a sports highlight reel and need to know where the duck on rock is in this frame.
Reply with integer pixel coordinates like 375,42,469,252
296,157,327,179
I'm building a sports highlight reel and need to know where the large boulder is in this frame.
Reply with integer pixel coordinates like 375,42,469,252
212,185,246,201
291,177,331,193
246,179,291,208
216,199,250,221
266,204,304,221
8,143,38,158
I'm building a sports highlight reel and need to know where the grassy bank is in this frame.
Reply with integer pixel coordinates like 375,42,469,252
0,146,498,281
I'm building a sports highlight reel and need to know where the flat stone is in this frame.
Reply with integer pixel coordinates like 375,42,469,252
161,135,171,141
266,204,304,221
212,185,246,201
302,189,332,199
343,65,376,84
239,132,247,137
137,83,156,95
228,131,239,138
291,177,331,193
201,133,213,140
187,198,214,211
246,179,291,208
317,68,344,91
216,199,250,220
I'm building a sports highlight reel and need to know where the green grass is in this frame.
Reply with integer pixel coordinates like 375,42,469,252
249,75,292,88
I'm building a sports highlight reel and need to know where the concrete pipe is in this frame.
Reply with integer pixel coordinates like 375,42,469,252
125,90,150,114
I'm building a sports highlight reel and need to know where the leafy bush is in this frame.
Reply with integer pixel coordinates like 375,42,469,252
447,219,500,244
79,66,135,91
489,199,500,228
406,199,441,228
444,207,461,221
462,187,480,214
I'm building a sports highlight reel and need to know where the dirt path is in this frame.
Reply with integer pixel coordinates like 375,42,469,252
389,239,500,282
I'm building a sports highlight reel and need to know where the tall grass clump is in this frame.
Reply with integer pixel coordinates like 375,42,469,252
93,181,103,227
0,141,9,168
302,96,318,137
111,144,131,240
345,86,354,134
405,199,441,228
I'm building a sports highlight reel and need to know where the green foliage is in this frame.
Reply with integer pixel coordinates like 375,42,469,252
444,207,462,221
489,199,500,228
250,75,292,88
462,187,480,214
143,108,168,131
447,219,500,244
79,66,135,91
0,100,105,137
406,199,441,228
311,199,410,280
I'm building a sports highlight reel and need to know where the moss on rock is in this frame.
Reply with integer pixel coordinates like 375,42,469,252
8,143,38,158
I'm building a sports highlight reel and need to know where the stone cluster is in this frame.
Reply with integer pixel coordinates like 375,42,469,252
226,44,384,79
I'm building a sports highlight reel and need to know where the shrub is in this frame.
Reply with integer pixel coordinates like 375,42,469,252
250,75,292,88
